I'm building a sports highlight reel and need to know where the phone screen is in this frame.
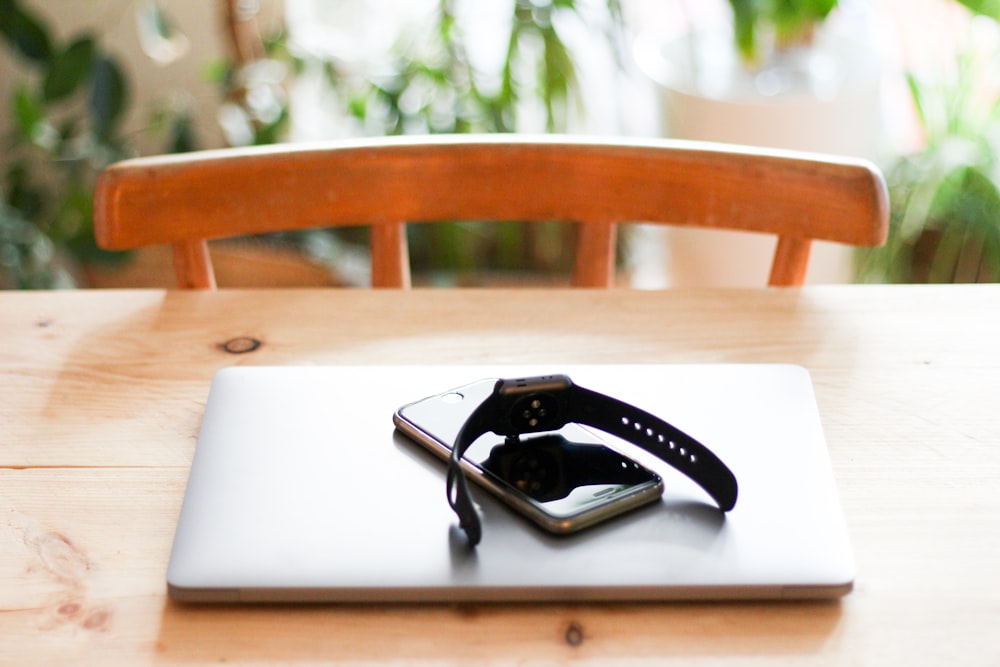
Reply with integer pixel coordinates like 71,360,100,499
395,379,663,528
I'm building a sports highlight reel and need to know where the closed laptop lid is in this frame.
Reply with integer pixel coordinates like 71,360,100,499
166,364,854,602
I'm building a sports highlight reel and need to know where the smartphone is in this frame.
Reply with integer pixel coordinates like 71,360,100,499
393,378,664,535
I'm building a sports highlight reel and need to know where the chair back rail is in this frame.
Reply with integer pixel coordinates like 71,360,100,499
94,135,889,289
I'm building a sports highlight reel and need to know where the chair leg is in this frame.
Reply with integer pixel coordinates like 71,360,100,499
573,222,616,288
371,222,411,288
172,240,217,289
769,236,812,287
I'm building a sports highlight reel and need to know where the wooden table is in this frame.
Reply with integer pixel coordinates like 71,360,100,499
2,286,998,666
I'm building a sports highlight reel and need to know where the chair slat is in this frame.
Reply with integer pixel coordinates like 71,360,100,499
93,135,889,289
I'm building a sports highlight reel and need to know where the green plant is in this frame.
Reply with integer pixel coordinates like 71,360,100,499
959,0,1000,20
326,0,623,136
727,0,838,66
0,0,138,287
2,0,625,288
269,0,626,281
726,1,998,66
855,7,1000,283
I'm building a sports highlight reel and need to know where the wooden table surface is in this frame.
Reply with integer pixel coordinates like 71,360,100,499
1,286,998,666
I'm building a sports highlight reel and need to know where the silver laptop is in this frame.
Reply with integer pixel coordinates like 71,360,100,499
167,364,854,602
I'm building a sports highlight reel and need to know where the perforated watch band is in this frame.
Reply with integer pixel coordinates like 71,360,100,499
446,375,738,546
567,385,738,511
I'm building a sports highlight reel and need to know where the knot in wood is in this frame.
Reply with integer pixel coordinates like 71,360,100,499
564,621,585,647
220,337,262,354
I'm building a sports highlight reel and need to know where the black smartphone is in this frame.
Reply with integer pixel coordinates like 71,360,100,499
393,378,664,534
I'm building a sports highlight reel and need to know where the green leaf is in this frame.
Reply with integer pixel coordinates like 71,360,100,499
12,84,44,140
0,0,53,63
953,0,1000,20
802,0,838,19
89,54,129,140
4,158,46,222
252,107,288,146
43,36,96,102
729,0,759,63
929,165,1000,233
202,58,231,85
540,25,575,132
905,72,929,138
772,0,836,44
924,165,1000,282
167,113,198,153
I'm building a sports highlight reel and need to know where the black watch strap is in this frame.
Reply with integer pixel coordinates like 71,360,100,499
566,385,737,512
446,376,738,546
447,392,500,546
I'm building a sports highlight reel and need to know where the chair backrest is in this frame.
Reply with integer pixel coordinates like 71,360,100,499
93,134,888,289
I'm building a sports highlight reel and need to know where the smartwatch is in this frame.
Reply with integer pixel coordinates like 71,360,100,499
447,374,738,546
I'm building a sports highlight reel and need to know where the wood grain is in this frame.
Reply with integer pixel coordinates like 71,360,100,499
1,286,998,666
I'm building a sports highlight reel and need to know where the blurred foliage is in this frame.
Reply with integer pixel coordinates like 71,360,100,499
0,0,194,288
956,0,1000,20
311,0,624,136
2,0,624,288
273,0,626,282
0,0,126,287
726,0,996,66
720,0,1000,284
856,10,1000,283
727,0,838,66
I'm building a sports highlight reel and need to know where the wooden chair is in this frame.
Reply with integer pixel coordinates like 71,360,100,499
93,134,889,289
